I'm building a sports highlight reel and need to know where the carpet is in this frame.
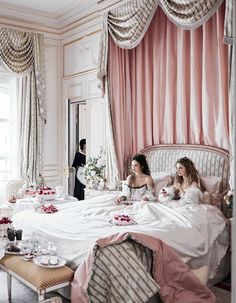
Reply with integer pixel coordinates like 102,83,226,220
211,286,231,303
215,274,231,292
0,269,231,303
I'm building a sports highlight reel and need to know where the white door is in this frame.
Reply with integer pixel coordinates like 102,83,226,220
86,98,106,157
67,100,87,196
66,97,106,197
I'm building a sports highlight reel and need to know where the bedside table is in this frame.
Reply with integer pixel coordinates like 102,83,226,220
84,188,120,200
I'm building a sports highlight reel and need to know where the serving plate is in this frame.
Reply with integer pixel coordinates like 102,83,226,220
109,219,137,226
35,207,57,214
5,249,26,255
33,254,66,268
5,242,30,255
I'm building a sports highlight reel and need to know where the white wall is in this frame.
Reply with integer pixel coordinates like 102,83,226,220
61,15,106,191
0,6,106,192
42,38,63,188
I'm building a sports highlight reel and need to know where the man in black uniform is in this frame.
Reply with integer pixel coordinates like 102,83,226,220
72,138,86,200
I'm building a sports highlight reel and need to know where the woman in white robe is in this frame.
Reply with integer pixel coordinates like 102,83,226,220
115,153,155,204
173,157,203,204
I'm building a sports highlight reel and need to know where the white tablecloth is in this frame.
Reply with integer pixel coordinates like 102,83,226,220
13,195,78,215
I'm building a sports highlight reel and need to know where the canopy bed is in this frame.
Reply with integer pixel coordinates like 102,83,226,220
98,0,234,193
12,143,231,302
3,0,234,301
94,0,235,298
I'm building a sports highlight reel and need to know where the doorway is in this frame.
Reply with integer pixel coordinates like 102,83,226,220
67,99,86,196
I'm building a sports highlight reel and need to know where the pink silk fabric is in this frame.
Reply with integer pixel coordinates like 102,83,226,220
71,232,215,303
108,4,229,179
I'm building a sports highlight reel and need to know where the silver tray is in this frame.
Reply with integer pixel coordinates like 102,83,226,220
33,254,66,268
5,250,26,255
5,242,29,255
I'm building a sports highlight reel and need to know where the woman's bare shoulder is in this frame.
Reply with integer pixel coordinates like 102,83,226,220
126,175,134,184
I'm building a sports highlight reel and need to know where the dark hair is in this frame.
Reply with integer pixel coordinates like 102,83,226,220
132,154,151,176
79,139,86,151
175,157,201,188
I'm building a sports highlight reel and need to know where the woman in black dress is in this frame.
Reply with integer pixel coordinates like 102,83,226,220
72,139,86,200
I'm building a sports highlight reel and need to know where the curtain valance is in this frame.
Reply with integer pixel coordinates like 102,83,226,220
0,27,46,122
0,28,34,73
0,27,46,183
98,0,234,80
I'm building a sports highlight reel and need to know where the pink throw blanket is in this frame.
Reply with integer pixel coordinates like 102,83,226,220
71,232,215,303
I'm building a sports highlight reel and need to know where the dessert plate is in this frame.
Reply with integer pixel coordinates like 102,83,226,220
35,205,58,214
33,254,66,268
109,219,137,226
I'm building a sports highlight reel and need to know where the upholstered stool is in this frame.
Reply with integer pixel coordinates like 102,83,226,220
0,255,74,302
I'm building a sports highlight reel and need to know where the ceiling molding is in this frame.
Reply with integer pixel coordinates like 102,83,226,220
0,0,99,32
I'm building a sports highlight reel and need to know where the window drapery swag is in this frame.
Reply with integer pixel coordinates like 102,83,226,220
0,27,46,183
98,0,234,81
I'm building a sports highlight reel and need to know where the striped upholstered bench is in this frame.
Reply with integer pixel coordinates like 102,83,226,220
0,255,74,302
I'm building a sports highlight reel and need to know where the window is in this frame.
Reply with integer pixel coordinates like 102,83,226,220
0,73,17,202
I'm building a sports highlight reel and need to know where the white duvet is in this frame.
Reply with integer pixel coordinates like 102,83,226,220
13,193,229,279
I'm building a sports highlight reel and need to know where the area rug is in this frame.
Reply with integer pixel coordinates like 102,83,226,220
0,269,69,303
215,274,231,292
211,286,231,303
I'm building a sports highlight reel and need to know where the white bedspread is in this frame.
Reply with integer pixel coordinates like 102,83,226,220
12,193,229,279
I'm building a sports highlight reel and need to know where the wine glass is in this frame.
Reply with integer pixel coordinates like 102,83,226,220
47,241,58,255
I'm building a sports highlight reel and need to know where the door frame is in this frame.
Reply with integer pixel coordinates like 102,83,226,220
66,98,86,196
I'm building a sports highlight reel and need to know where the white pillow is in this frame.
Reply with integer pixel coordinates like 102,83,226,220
200,175,223,209
152,171,171,183
200,175,222,195
152,172,172,197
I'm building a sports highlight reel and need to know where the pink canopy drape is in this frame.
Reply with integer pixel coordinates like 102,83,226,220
108,4,229,178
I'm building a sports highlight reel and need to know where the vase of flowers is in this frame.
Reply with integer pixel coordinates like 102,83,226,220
224,190,233,208
83,148,106,190
224,190,233,218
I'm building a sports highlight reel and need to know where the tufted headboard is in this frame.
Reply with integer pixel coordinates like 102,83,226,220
140,144,230,192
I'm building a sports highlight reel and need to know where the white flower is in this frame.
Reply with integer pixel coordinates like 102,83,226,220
83,148,106,182
97,157,106,168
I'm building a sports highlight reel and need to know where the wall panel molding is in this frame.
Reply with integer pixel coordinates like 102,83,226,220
64,30,100,77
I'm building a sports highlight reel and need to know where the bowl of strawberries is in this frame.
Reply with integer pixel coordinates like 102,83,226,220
35,204,58,214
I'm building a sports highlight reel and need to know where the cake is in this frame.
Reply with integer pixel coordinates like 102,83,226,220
25,185,36,196
40,255,49,265
49,256,59,265
113,214,135,225
6,244,20,253
36,187,56,201
18,183,36,196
